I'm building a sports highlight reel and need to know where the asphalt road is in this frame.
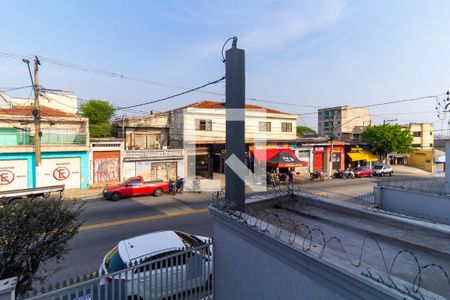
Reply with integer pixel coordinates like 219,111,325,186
39,177,379,287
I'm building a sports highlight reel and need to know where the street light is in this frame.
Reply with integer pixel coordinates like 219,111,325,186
22,58,36,98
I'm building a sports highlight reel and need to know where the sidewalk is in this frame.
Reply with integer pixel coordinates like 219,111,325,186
63,187,104,200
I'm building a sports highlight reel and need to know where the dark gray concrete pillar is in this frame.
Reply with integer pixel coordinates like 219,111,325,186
225,46,245,211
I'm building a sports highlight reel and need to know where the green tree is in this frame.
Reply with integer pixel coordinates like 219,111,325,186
361,124,414,158
0,199,83,294
296,126,316,137
80,99,115,137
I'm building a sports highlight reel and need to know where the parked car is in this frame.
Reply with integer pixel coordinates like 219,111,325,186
372,164,393,176
354,167,373,178
102,176,169,201
98,230,213,299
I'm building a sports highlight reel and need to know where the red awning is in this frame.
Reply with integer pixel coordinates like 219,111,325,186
251,148,297,163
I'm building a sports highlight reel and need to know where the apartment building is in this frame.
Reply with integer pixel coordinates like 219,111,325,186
318,105,370,140
405,122,434,150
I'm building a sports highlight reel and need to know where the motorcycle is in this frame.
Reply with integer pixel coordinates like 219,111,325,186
344,168,355,179
310,171,325,181
333,169,345,179
169,177,184,195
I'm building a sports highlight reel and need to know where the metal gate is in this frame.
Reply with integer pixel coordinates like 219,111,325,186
93,151,120,184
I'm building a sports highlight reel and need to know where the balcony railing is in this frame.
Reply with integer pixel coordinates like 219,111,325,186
0,132,87,146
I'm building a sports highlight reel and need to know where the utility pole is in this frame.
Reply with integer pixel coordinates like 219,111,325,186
328,113,337,178
33,56,41,167
225,37,246,211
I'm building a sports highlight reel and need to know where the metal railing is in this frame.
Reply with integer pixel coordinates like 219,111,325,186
0,132,87,146
24,242,213,300
124,149,184,159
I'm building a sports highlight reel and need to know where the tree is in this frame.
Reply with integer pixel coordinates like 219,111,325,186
296,126,316,137
80,99,115,138
361,124,414,158
0,199,83,294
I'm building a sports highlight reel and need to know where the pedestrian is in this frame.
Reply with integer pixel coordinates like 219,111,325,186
288,171,294,190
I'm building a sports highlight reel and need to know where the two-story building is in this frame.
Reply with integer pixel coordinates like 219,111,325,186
0,105,89,191
112,112,184,181
168,100,299,178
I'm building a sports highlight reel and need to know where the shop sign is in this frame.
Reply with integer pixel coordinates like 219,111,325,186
314,147,324,152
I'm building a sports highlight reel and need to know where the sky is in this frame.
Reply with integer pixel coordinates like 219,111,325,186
1,0,450,134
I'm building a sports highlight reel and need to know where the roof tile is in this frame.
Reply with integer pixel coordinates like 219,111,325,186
0,105,77,117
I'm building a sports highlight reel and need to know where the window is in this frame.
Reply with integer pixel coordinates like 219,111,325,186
195,119,212,131
281,122,292,132
430,143,433,147
430,132,433,136
259,122,271,132
412,131,421,137
126,179,141,186
412,143,421,148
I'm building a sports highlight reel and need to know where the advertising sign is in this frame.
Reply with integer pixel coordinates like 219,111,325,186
0,160,28,191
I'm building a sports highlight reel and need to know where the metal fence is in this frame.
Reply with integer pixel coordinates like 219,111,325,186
0,132,87,146
23,242,213,300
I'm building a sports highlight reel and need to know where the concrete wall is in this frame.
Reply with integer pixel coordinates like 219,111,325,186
407,149,434,173
375,186,450,225
210,207,403,300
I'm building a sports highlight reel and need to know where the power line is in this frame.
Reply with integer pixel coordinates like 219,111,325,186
116,76,226,110
0,52,322,109
296,94,445,116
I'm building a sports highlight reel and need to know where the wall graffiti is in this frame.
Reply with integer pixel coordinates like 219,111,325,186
93,151,120,183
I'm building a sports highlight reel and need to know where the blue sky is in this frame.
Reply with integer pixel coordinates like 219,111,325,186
1,0,450,132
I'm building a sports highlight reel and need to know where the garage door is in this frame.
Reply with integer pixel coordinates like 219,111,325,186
0,159,28,191
41,157,81,189
93,151,120,183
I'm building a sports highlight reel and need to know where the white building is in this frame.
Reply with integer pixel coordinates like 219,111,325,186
168,100,298,177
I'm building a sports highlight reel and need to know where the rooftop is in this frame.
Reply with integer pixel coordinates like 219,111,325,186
0,105,77,118
214,191,450,298
180,100,290,115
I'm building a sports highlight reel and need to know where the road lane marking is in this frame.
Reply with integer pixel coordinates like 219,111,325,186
79,208,209,231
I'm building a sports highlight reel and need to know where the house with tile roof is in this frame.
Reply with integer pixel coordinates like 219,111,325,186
168,100,298,178
0,105,90,191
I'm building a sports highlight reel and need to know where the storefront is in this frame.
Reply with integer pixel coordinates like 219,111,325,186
346,146,378,169
251,148,305,174
123,149,184,181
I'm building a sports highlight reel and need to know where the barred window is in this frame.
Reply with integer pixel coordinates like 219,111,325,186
281,122,292,132
259,122,271,132
195,119,212,131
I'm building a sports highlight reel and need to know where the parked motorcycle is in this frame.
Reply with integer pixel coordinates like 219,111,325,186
169,177,184,195
310,171,325,181
344,168,355,179
333,169,345,179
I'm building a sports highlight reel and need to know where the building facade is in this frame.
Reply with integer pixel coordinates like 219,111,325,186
405,122,434,150
318,106,370,139
0,105,89,191
112,113,184,181
168,100,298,178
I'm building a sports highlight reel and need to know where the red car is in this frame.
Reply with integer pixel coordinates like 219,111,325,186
103,176,169,201
354,167,373,178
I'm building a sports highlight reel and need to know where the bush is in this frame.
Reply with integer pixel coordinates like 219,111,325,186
0,199,83,294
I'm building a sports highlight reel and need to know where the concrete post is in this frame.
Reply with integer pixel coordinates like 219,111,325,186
0,277,16,300
225,45,246,211
445,141,450,192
